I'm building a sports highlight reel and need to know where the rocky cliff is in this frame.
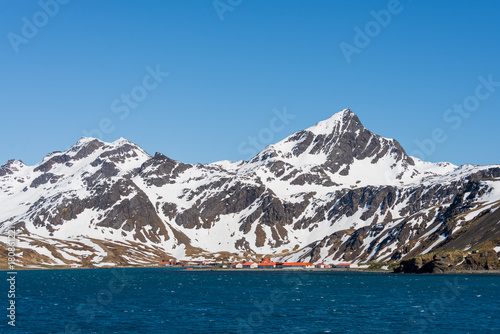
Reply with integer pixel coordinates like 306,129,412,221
394,247,500,273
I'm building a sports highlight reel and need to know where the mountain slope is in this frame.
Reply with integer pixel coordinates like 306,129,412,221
1,109,499,267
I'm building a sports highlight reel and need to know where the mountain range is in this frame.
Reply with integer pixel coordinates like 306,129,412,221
1,109,499,268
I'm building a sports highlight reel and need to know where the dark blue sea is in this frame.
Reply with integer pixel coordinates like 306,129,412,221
2,268,499,333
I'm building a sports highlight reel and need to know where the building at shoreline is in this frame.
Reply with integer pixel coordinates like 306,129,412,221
278,262,314,269
258,262,277,269
242,262,258,269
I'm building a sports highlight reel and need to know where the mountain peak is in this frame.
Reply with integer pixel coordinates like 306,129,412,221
112,137,133,146
2,159,26,168
74,137,138,149
0,159,26,176
76,136,103,146
307,108,360,136
246,109,419,183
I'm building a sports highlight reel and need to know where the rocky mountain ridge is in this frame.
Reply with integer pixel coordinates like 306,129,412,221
1,109,499,268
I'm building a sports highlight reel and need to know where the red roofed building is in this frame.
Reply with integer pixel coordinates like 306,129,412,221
258,262,277,269
242,262,258,269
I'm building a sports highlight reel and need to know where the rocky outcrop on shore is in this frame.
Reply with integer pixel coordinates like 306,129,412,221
394,248,500,273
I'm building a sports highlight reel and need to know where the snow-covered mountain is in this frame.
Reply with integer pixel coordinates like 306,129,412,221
1,109,499,267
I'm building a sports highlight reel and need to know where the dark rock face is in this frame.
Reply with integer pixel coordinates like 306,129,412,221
394,249,500,273
139,152,192,186
34,154,71,173
467,167,500,181
393,257,424,273
463,251,500,270
424,253,456,273
0,160,25,176
72,139,104,160
97,191,169,242
317,111,414,173
30,173,61,188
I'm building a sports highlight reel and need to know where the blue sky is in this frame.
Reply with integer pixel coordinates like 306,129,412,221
1,0,499,166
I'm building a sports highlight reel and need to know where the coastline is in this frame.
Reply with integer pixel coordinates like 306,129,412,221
2,265,500,274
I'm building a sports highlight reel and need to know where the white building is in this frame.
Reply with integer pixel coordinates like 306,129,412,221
242,262,258,269
280,262,314,269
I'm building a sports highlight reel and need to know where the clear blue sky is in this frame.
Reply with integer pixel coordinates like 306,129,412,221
1,0,499,166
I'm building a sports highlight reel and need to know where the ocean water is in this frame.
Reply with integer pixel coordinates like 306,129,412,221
2,268,499,333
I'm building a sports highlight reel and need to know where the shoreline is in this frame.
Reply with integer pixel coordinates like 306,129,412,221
1,265,500,274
